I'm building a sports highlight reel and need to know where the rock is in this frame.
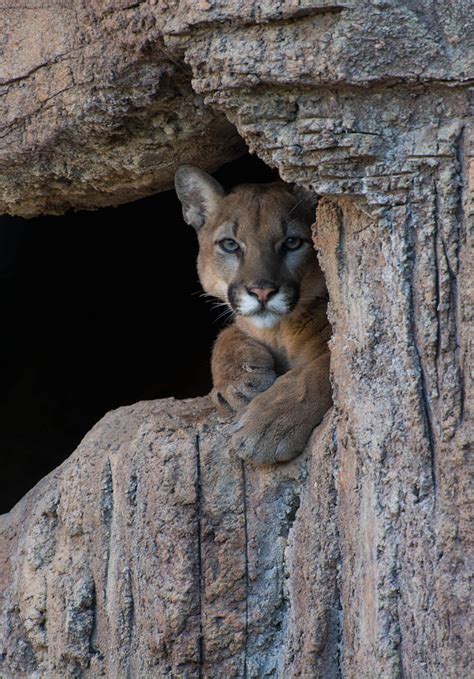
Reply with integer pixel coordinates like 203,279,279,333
0,3,244,217
2,2,472,217
0,398,339,677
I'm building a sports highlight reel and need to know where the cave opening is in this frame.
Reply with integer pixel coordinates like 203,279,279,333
0,154,278,513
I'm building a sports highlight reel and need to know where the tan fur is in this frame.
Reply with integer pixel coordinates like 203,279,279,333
175,166,332,463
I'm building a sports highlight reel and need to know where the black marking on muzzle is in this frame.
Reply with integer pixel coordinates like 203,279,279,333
284,282,300,312
228,283,240,312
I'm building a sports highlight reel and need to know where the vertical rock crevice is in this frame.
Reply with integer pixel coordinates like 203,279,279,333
194,434,204,677
240,459,249,679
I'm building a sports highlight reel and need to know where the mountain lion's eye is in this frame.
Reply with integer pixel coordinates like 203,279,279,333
219,238,240,253
283,237,304,251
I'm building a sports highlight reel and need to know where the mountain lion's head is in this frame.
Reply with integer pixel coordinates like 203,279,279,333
175,165,326,329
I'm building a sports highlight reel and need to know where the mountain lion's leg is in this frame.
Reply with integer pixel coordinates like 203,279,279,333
231,353,331,463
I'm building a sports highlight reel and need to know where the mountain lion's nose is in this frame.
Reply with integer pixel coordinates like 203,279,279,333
247,285,279,305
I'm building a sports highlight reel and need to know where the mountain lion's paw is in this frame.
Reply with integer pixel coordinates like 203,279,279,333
212,365,277,414
231,391,309,464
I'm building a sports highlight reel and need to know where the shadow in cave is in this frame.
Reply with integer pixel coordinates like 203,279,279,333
0,154,279,513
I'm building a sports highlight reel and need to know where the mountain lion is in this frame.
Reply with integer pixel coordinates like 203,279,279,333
175,165,332,464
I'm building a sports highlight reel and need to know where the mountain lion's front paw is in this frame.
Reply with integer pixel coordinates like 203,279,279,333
212,363,277,414
231,388,312,464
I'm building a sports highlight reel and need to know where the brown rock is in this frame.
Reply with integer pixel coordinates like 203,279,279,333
0,398,339,677
0,3,244,217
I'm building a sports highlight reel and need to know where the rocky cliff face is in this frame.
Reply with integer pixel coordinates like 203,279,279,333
0,399,340,677
1,2,472,677
0,2,245,216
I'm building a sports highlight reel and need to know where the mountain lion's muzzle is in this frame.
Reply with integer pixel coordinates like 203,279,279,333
228,280,299,328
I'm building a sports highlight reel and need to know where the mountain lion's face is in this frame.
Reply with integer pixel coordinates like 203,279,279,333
175,166,325,329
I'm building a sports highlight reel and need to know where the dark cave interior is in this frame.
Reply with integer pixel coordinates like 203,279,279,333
0,154,278,513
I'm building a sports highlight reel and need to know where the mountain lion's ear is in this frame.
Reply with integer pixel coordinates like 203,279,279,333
175,165,225,231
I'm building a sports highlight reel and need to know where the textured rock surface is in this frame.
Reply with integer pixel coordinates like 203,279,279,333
1,1,472,677
0,2,244,216
2,2,472,216
315,194,472,677
0,398,339,677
